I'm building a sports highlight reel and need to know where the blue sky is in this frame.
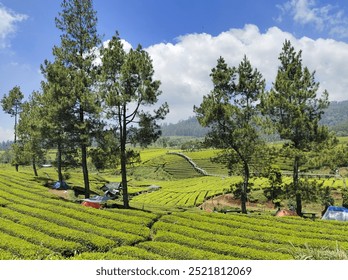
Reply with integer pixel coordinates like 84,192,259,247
1,0,348,141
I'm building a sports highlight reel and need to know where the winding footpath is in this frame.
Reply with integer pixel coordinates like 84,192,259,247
167,152,209,176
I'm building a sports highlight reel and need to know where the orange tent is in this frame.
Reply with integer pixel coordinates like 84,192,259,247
81,201,102,209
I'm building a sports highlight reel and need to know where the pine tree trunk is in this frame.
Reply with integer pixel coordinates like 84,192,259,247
32,158,38,177
57,142,63,183
14,104,19,172
120,106,129,209
81,143,90,199
120,141,129,209
241,161,249,214
80,107,90,199
293,155,302,216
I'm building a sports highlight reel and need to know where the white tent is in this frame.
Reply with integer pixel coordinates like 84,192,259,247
322,206,348,221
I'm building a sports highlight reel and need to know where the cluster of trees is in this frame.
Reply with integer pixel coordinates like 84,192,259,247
1,1,345,215
195,40,337,216
1,0,168,208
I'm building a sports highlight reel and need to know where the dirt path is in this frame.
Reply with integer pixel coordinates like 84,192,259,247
48,189,71,200
199,194,275,212
167,152,209,176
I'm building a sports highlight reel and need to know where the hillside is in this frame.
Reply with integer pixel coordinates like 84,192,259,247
321,100,348,136
160,117,210,137
160,100,348,137
1,162,348,260
0,141,12,151
321,100,348,126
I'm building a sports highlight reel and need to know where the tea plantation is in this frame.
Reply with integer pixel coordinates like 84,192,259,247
0,149,348,260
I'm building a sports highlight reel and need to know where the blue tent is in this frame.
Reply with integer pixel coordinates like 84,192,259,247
322,206,348,221
52,181,69,190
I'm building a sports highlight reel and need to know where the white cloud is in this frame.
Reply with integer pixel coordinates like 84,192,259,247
93,38,133,66
292,0,324,28
278,0,348,38
145,24,348,123
101,38,133,52
0,4,28,48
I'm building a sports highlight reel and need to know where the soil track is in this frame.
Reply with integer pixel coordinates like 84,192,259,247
200,194,275,212
48,189,70,200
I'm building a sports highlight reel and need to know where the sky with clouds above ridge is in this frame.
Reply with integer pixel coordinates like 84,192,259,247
1,0,348,141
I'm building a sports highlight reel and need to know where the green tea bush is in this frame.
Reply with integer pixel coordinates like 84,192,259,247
0,207,115,252
152,221,290,254
0,230,55,259
154,231,292,260
136,241,233,260
108,246,165,260
0,217,83,256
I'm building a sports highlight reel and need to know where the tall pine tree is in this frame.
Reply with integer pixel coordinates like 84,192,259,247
53,0,101,197
99,33,169,208
261,40,331,216
40,59,79,183
195,55,266,214
16,91,46,177
1,86,24,171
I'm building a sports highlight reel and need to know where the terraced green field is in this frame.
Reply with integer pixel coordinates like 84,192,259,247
131,177,237,208
0,149,348,260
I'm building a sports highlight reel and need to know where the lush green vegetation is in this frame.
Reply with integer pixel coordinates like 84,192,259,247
1,0,348,261
1,145,348,260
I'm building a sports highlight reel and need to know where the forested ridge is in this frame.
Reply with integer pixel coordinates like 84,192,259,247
321,100,348,136
160,117,210,137
159,100,348,137
1,99,348,149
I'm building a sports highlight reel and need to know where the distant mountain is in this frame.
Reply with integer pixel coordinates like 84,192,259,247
160,100,348,138
321,100,348,136
160,117,209,137
0,140,12,151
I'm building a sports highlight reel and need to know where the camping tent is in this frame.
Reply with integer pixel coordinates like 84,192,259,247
100,182,121,198
322,206,348,221
81,182,122,209
52,181,69,190
100,182,122,192
81,200,102,209
81,195,112,209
